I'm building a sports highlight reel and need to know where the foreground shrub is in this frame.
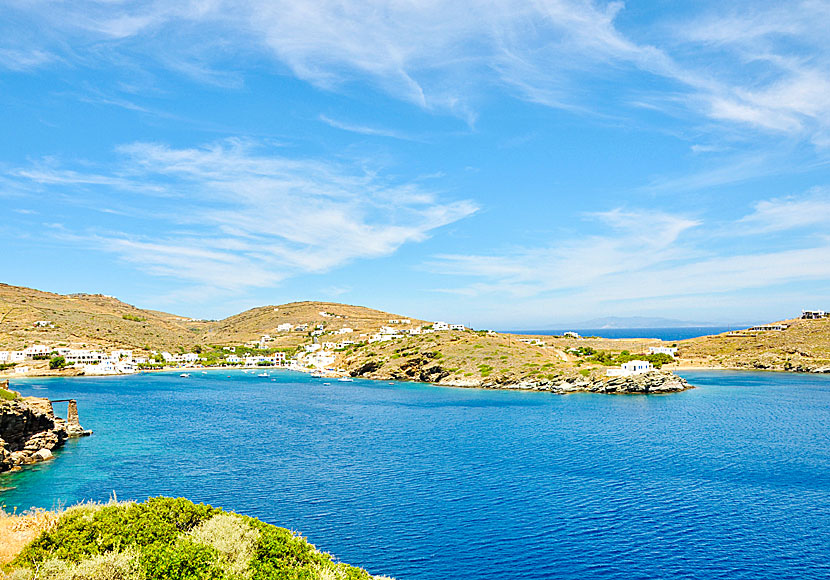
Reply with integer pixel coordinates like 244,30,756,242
7,498,386,580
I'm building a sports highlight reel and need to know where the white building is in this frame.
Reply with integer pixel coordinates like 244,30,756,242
305,344,321,352
226,355,241,364
563,331,581,339
519,338,545,346
334,327,354,335
0,351,8,363
749,324,788,332
23,345,50,358
607,360,654,377
303,351,335,368
450,324,466,331
34,320,53,328
433,322,449,331
276,323,293,332
182,353,198,363
66,350,106,365
648,346,678,357
802,310,827,319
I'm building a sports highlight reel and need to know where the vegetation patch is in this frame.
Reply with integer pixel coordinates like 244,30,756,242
121,314,147,323
6,497,386,580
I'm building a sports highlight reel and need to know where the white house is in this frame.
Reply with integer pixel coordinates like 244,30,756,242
749,324,788,332
23,345,50,358
11,351,26,363
334,327,354,335
519,338,545,346
0,351,8,363
226,355,241,364
433,322,449,331
182,353,198,363
648,346,678,357
303,351,335,368
450,324,466,331
304,344,321,352
802,310,827,319
606,360,654,377
563,331,581,339
276,323,293,332
34,320,53,328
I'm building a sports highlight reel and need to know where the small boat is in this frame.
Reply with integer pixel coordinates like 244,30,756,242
180,373,190,378
323,382,331,385
258,372,269,377
338,377,354,382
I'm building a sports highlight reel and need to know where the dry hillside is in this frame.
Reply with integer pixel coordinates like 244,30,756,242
674,317,830,371
0,284,426,353
0,284,206,351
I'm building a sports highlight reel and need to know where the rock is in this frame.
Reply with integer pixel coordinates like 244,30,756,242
33,448,53,461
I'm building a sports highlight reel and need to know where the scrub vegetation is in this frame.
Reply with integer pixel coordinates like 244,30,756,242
4,497,391,580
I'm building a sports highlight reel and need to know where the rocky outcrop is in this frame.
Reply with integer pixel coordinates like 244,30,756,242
591,370,691,394
440,369,691,394
0,382,91,473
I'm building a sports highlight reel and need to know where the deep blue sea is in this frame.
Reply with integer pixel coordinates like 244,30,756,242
3,370,830,580
506,327,734,340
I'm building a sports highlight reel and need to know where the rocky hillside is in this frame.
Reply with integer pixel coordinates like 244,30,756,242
0,380,90,473
337,331,691,394
205,301,427,349
0,284,423,353
673,317,830,372
0,283,207,352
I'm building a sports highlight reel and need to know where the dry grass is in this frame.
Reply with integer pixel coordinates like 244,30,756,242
0,509,60,566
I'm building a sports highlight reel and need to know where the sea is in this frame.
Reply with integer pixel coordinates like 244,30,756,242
505,327,734,340
2,369,829,580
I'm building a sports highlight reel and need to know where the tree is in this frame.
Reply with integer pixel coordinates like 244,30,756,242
49,356,66,370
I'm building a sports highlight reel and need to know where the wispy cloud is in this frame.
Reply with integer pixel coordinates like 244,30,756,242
430,193,830,307
738,188,830,233
318,114,416,141
11,139,477,289
9,0,830,147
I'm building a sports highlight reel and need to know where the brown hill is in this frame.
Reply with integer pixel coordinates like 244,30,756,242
0,284,206,351
0,284,426,353
674,317,830,371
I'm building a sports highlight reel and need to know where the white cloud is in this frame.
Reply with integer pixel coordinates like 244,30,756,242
430,195,830,307
738,188,830,233
12,139,477,289
318,114,416,141
13,0,830,145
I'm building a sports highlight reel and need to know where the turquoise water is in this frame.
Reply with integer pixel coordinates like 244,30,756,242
3,370,830,579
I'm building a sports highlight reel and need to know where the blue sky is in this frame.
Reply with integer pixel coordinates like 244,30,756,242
3,0,830,327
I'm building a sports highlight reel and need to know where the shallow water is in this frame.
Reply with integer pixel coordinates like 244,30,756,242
3,369,830,579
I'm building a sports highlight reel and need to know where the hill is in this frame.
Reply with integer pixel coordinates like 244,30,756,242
674,317,830,372
0,284,425,353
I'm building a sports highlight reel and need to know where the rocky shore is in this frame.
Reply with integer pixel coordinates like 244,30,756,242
349,360,692,395
0,380,91,474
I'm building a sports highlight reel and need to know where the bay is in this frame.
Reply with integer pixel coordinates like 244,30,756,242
2,369,829,580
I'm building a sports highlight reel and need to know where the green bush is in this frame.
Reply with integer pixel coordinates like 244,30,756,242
122,314,147,322
8,498,380,580
49,356,67,370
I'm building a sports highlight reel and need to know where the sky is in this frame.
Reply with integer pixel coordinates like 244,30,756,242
2,0,830,328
